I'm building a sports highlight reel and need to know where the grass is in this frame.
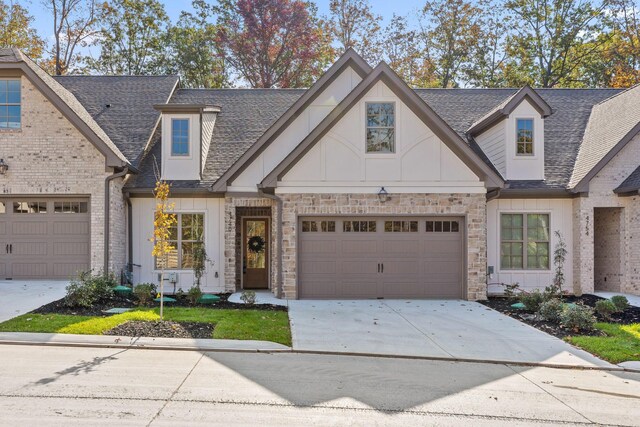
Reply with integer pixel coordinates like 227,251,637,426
0,307,291,346
567,323,640,364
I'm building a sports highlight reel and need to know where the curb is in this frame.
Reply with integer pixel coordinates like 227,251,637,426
0,336,637,374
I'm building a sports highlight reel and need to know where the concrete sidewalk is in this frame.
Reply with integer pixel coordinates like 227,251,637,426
594,291,640,307
288,300,615,369
0,280,68,322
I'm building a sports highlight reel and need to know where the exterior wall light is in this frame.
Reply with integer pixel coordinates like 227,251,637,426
378,186,390,203
0,159,8,175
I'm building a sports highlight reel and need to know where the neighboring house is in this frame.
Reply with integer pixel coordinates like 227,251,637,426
1,48,639,300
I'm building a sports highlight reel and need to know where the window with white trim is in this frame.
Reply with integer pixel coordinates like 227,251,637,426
501,213,549,270
0,79,20,129
366,102,395,153
516,118,534,155
155,213,204,269
171,118,189,156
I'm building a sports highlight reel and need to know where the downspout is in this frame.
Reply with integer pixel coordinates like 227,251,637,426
125,193,133,271
257,188,284,299
104,167,129,273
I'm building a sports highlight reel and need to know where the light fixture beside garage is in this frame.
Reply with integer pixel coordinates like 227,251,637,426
0,159,8,175
378,187,390,203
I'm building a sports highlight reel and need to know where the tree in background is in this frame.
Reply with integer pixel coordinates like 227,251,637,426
86,0,169,75
419,0,483,88
329,0,382,64
42,0,105,75
605,0,640,87
151,179,176,320
0,1,46,60
214,0,330,88
166,0,228,88
504,0,610,88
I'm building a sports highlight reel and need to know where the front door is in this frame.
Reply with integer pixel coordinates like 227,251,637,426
243,218,269,289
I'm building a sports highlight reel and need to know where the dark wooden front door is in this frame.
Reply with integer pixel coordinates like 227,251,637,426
243,218,269,289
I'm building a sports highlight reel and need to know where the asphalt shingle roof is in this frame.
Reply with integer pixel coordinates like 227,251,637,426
55,75,179,165
616,165,640,193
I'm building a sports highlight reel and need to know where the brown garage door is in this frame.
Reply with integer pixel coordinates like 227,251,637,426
298,217,464,299
0,198,90,279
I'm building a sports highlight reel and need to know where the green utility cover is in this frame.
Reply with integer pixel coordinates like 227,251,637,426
154,296,177,303
564,303,578,309
198,294,221,304
113,285,132,294
103,308,133,314
511,302,526,309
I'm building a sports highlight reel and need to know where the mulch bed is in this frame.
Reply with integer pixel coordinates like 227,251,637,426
32,292,287,317
481,294,640,340
104,320,214,339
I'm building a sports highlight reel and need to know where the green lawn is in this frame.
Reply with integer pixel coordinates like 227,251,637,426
0,307,291,346
566,323,640,364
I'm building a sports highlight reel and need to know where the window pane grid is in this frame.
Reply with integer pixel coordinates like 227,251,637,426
0,79,21,129
384,220,418,232
155,213,204,269
343,220,377,232
516,119,533,155
500,213,549,270
171,118,189,156
302,220,335,232
426,220,459,232
366,103,395,153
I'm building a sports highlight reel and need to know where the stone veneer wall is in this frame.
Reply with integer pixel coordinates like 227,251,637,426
0,74,114,272
573,133,640,296
224,197,276,292
279,193,487,300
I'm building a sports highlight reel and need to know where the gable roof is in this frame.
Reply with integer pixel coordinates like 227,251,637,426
0,48,129,167
261,62,505,189
467,86,552,135
614,165,640,195
210,49,372,192
55,75,179,166
570,84,640,192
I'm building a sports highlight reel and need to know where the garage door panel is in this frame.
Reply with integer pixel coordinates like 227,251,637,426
53,263,87,277
300,240,336,254
382,259,419,274
53,241,89,256
12,263,47,278
0,222,6,235
341,240,378,254
12,241,47,256
339,279,379,298
383,280,422,298
300,260,337,274
12,221,47,235
383,239,420,254
341,260,378,274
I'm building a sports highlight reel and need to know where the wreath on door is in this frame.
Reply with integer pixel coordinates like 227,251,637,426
247,235,266,253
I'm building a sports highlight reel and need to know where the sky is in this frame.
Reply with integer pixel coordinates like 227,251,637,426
24,0,423,49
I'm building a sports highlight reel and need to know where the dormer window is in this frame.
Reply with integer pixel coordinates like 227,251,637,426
366,102,395,153
171,118,189,156
516,118,534,155
0,79,21,129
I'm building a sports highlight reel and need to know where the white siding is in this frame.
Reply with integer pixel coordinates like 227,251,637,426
505,100,545,180
487,198,574,295
131,197,225,294
161,113,201,180
229,66,363,192
278,81,483,194
475,119,506,177
201,112,217,173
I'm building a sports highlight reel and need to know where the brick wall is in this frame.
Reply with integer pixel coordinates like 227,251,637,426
0,74,119,274
279,193,487,300
593,207,624,292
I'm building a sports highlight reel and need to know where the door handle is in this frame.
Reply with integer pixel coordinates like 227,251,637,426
9,244,12,254
381,263,383,273
377,263,380,273
5,244,7,254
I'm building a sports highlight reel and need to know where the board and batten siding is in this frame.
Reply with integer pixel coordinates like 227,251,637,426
278,81,483,194
161,113,202,180
486,198,574,295
130,197,225,293
228,66,363,192
475,120,506,177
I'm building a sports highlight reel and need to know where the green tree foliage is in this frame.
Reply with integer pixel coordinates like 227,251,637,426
86,0,169,75
0,1,46,61
165,0,228,88
329,0,382,64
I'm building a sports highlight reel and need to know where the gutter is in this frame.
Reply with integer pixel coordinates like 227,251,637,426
258,188,284,299
104,167,129,273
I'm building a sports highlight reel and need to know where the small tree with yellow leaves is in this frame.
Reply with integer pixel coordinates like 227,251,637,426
151,180,176,319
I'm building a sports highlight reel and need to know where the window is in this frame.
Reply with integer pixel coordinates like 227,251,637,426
501,213,549,270
366,102,395,153
171,118,189,156
384,220,418,232
54,201,88,213
13,201,46,213
302,220,335,232
426,220,459,232
0,201,5,214
155,213,204,269
344,220,376,232
0,79,20,129
516,119,534,155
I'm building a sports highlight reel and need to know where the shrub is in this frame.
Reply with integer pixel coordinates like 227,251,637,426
134,283,157,306
595,299,617,320
240,290,256,305
65,271,117,308
503,283,521,302
538,298,564,323
560,304,596,333
187,286,203,305
610,295,630,312
521,290,545,312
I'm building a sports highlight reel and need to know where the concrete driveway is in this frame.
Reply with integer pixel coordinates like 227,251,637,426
288,299,613,368
0,280,68,322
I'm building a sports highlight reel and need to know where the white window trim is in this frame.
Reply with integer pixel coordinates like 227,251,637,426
153,211,206,272
364,101,397,156
170,117,191,158
515,117,535,157
499,211,551,271
0,78,21,131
